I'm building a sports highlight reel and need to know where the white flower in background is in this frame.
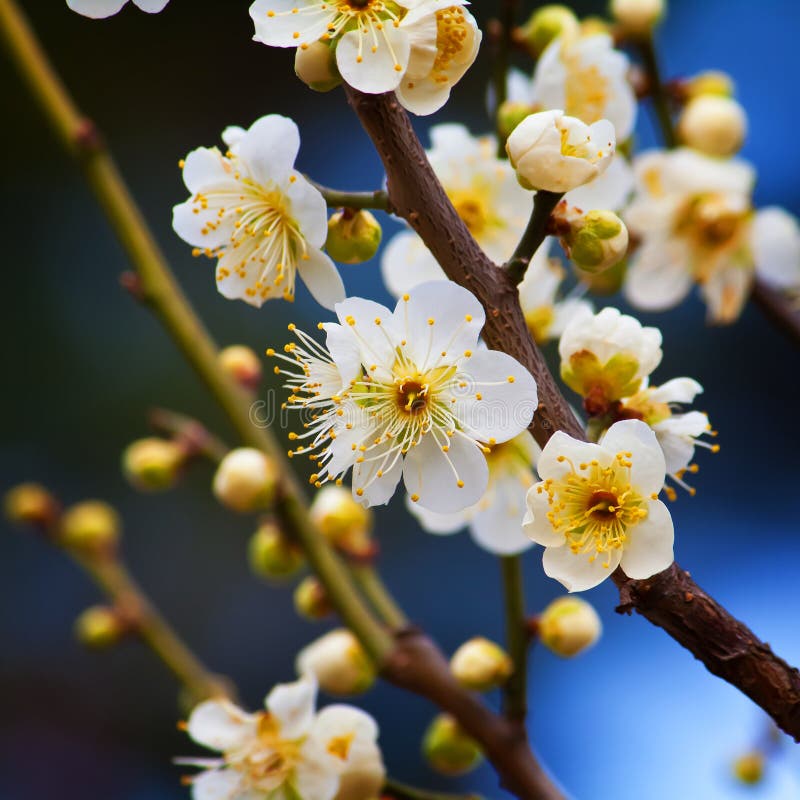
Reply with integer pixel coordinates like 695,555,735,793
272,281,539,513
623,148,800,323
249,0,480,115
407,431,538,555
524,420,674,591
506,109,615,193
180,676,384,800
564,153,635,214
67,0,168,17
559,306,662,414
296,629,376,696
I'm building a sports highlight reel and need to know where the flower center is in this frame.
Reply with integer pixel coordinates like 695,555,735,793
563,55,609,125
524,305,556,344
396,379,429,415
231,713,301,790
449,189,490,236
430,7,470,82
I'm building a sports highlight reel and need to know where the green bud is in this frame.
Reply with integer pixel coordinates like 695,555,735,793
518,5,579,56
248,522,305,580
60,500,120,555
294,575,333,621
449,637,514,692
585,209,623,239
497,101,537,140
539,596,602,658
733,752,764,785
575,257,628,295
75,605,126,649
326,210,382,264
4,483,59,529
422,714,483,776
122,437,184,492
561,209,629,274
295,40,342,92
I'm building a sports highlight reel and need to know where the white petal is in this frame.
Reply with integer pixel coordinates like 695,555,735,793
599,419,666,497
334,297,399,374
172,199,232,251
566,153,634,212
297,249,346,311
191,769,243,800
624,237,694,312
250,0,332,48
186,700,257,752
751,207,800,290
292,762,341,800
336,26,410,94
266,676,317,741
536,432,606,482
67,0,128,17
506,67,534,104
286,174,328,248
406,492,468,534
238,115,300,188
181,147,233,194
221,126,246,150
323,324,362,388
380,231,446,299
522,484,565,547
311,704,379,749
648,377,703,405
351,439,404,508
699,262,753,324
133,0,169,10
470,475,534,555
619,499,674,579
542,543,622,592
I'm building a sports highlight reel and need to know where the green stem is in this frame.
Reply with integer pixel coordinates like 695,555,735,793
500,555,528,721
350,563,409,630
505,191,563,284
638,34,676,148
384,778,483,800
148,407,230,463
308,178,391,211
492,0,518,158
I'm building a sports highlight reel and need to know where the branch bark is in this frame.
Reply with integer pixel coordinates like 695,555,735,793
345,86,800,742
751,278,800,347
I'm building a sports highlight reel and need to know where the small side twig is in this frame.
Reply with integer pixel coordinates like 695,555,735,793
505,192,563,284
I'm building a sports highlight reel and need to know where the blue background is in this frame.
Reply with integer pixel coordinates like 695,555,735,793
1,1,799,798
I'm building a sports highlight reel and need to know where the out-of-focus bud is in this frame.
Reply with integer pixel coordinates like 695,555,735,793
122,438,184,492
678,94,747,158
218,345,263,391
74,605,127,649
212,448,278,513
310,486,373,558
517,5,579,56
497,101,537,140
685,70,735,100
326,210,382,265
732,752,764,785
294,575,334,621
4,483,59,529
296,628,376,696
60,500,120,555
610,0,664,37
575,258,628,295
559,208,629,273
335,738,386,800
295,40,342,92
422,714,483,776
580,16,611,36
449,637,513,692
248,521,305,580
538,596,602,657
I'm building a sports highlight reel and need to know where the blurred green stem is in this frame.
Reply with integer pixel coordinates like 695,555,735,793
637,34,676,147
500,555,528,720
350,563,409,630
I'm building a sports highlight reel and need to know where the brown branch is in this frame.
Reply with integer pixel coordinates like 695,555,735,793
344,87,800,742
751,278,800,347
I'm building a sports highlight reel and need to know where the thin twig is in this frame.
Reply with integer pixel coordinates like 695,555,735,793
500,555,528,721
505,192,563,284
636,33,676,147
307,177,391,211
148,407,230,463
349,563,409,630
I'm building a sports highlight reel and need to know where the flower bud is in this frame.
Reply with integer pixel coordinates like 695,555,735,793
560,208,629,274
610,0,664,37
575,258,628,295
497,101,538,140
60,500,120,555
326,210,382,265
294,575,334,621
74,605,127,649
310,486,373,558
295,40,341,92
685,70,735,100
732,752,764,785
218,345,263,391
539,596,602,658
449,637,513,692
122,438,184,492
296,628,376,696
248,522,305,580
518,5,579,56
580,16,611,37
4,483,59,529
422,714,483,776
212,448,278,513
678,94,747,158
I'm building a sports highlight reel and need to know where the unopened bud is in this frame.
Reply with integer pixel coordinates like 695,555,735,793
248,522,305,580
422,714,483,776
518,5,579,56
295,40,342,92
212,448,278,513
732,752,764,785
294,575,334,621
580,16,611,36
610,0,664,37
678,94,747,158
296,628,376,696
575,258,628,295
218,345,263,391
74,605,127,649
685,70,735,100
4,483,59,529
497,101,537,140
310,486,373,558
326,210,382,265
560,208,629,273
60,500,120,555
122,438,184,492
539,596,602,657
449,637,513,692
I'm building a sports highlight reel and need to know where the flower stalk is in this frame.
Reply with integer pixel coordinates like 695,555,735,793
500,555,528,721
308,178,392,212
505,191,564,285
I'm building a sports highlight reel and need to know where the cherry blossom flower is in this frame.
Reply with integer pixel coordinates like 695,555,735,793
67,0,168,17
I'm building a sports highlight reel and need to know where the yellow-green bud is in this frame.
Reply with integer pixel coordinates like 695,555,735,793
561,209,629,274
212,448,278,513
326,210,382,264
4,483,59,528
218,345,263,391
296,628,376,696
295,40,342,92
732,752,764,785
539,596,602,658
60,500,120,554
580,16,611,37
310,485,373,557
248,522,305,580
685,70,735,100
610,0,664,37
422,714,483,776
449,637,514,692
294,576,333,621
74,605,127,649
497,101,538,140
122,438,184,492
518,5,579,56
575,257,628,295
678,94,747,158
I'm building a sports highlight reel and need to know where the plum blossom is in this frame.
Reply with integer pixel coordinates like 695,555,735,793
172,115,345,311
67,0,168,17
270,281,538,513
524,420,675,591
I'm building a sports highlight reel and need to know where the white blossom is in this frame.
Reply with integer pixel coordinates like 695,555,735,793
524,420,675,591
271,281,538,513
172,115,345,311
67,0,168,17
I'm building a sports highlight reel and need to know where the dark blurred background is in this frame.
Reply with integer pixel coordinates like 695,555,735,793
1,1,799,798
